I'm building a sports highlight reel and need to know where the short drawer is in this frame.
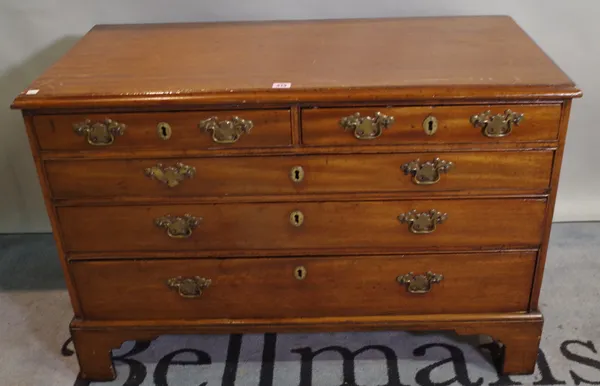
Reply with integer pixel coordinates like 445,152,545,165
70,252,536,320
302,104,561,146
46,151,553,199
32,109,291,151
57,199,546,254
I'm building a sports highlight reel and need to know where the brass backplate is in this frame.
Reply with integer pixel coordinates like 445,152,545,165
470,109,524,137
398,209,448,234
73,118,126,146
166,276,212,298
401,158,453,185
155,214,201,238
145,162,195,188
199,116,254,144
397,271,443,294
339,112,395,140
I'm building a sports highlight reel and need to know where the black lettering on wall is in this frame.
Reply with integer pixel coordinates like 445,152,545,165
480,342,521,386
484,344,565,386
259,333,277,386
292,345,407,386
153,348,211,386
414,343,483,386
533,348,566,385
112,341,152,386
222,334,243,386
561,340,600,385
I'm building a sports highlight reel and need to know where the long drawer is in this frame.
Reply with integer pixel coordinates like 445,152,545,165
70,252,536,320
57,199,546,254
46,151,553,199
32,109,292,151
302,104,561,145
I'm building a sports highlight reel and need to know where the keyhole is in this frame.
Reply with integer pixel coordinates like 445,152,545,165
422,116,438,136
157,122,172,140
290,166,304,183
161,126,167,136
294,266,307,280
289,210,304,227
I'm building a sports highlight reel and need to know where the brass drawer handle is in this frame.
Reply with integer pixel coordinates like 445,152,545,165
339,112,394,140
199,116,253,144
155,214,201,238
398,209,447,234
470,109,524,137
73,118,126,146
397,272,443,294
145,162,196,188
401,158,453,185
167,276,211,298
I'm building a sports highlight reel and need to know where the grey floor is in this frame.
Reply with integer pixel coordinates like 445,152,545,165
1,223,600,386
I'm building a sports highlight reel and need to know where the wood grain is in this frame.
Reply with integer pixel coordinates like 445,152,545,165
302,104,561,145
70,313,543,380
20,116,84,316
45,151,553,199
57,199,546,253
32,109,291,151
70,252,536,320
12,17,579,109
11,16,579,379
530,100,573,309
38,141,560,161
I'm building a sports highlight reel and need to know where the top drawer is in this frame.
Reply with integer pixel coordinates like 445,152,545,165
32,109,292,151
302,104,561,146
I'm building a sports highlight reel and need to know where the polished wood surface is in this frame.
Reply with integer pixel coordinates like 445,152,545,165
303,104,561,145
71,252,535,320
45,151,553,199
12,16,579,109
33,109,291,151
12,16,580,380
70,313,543,380
57,199,546,253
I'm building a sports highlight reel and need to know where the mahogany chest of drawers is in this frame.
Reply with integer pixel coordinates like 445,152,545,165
12,16,581,381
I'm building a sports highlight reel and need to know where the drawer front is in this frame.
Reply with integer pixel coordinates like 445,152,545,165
302,104,561,146
33,110,291,151
70,252,536,320
46,151,553,199
58,199,546,253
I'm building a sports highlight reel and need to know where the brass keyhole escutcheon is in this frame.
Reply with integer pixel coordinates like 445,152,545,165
290,210,304,227
157,122,172,140
290,166,305,183
294,266,307,280
422,116,438,136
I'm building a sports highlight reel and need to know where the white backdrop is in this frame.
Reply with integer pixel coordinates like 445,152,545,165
0,1,596,232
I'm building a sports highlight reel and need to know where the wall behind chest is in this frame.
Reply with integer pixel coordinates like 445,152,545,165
0,0,595,232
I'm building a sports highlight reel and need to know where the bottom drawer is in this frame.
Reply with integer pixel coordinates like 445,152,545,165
71,252,536,320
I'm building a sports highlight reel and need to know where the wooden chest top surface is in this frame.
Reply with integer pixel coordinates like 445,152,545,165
12,16,580,109
10,16,581,379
